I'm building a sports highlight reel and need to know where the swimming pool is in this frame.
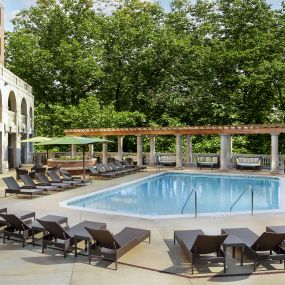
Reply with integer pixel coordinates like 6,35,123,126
61,173,285,218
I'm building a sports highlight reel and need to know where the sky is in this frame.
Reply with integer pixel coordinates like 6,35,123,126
3,0,284,31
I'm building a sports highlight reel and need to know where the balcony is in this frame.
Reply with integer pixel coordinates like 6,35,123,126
0,64,33,95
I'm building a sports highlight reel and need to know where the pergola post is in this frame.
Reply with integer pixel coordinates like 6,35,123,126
176,134,183,169
71,144,77,157
220,134,229,171
226,135,232,165
88,144,94,158
117,136,124,161
186,135,193,166
102,136,108,164
271,133,279,173
149,136,156,165
137,135,143,167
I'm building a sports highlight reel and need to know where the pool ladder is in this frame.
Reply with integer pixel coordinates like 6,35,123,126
181,188,198,218
230,185,254,215
156,163,167,173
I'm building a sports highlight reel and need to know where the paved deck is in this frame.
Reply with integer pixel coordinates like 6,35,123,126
0,167,285,284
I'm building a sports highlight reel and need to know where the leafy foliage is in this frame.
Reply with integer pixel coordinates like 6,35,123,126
6,0,285,153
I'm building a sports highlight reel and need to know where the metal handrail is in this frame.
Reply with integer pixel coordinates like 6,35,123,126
181,188,198,218
230,185,254,214
156,163,167,173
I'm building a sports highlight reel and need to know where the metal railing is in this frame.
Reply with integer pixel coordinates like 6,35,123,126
181,188,198,218
32,151,285,171
230,185,254,215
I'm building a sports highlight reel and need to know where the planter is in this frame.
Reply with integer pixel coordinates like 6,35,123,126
47,158,96,175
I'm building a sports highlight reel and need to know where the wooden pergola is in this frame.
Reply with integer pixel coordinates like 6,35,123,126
65,124,285,172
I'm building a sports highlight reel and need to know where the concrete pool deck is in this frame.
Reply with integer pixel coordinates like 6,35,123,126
1,167,285,284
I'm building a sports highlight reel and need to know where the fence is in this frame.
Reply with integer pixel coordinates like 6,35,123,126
31,151,285,169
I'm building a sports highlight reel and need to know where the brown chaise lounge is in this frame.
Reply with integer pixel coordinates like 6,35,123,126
222,228,285,271
35,172,71,189
88,166,117,179
174,229,227,274
0,213,42,247
2,177,44,198
37,219,106,258
48,170,83,186
123,159,147,171
85,227,151,269
59,169,92,184
20,174,60,192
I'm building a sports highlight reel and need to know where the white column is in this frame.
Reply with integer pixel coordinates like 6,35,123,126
24,132,29,164
149,136,156,165
88,144,94,158
176,134,183,169
117,136,124,161
271,133,279,173
220,134,229,171
71,144,77,157
137,135,143,167
226,135,232,165
1,129,9,173
15,133,21,167
186,135,193,166
102,136,108,164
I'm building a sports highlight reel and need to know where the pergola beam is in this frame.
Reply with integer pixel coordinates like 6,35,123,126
65,124,285,136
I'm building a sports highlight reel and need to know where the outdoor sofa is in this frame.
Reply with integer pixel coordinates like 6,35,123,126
236,156,262,170
196,155,220,170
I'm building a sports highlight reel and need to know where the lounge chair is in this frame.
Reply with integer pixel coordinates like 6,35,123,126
104,163,128,175
15,167,29,181
0,208,7,228
174,229,227,274
114,160,137,173
123,159,147,171
37,219,106,258
20,174,60,192
59,169,92,184
100,163,122,175
47,170,82,186
2,177,44,198
85,227,151,269
29,167,46,179
0,208,35,229
35,172,70,189
111,161,136,174
96,165,119,177
87,166,116,179
221,228,285,271
0,213,41,247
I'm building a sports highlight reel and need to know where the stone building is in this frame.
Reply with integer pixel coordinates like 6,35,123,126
0,0,34,173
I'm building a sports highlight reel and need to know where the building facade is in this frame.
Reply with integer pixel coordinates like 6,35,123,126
0,1,34,173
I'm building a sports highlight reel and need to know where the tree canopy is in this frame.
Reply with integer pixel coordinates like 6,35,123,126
5,0,285,153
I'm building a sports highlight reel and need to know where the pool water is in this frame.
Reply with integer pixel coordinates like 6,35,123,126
63,173,281,218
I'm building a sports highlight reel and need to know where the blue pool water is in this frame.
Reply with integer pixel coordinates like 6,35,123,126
64,173,281,217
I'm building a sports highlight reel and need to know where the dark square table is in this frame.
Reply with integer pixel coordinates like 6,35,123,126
67,220,106,257
31,214,68,245
222,231,245,267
